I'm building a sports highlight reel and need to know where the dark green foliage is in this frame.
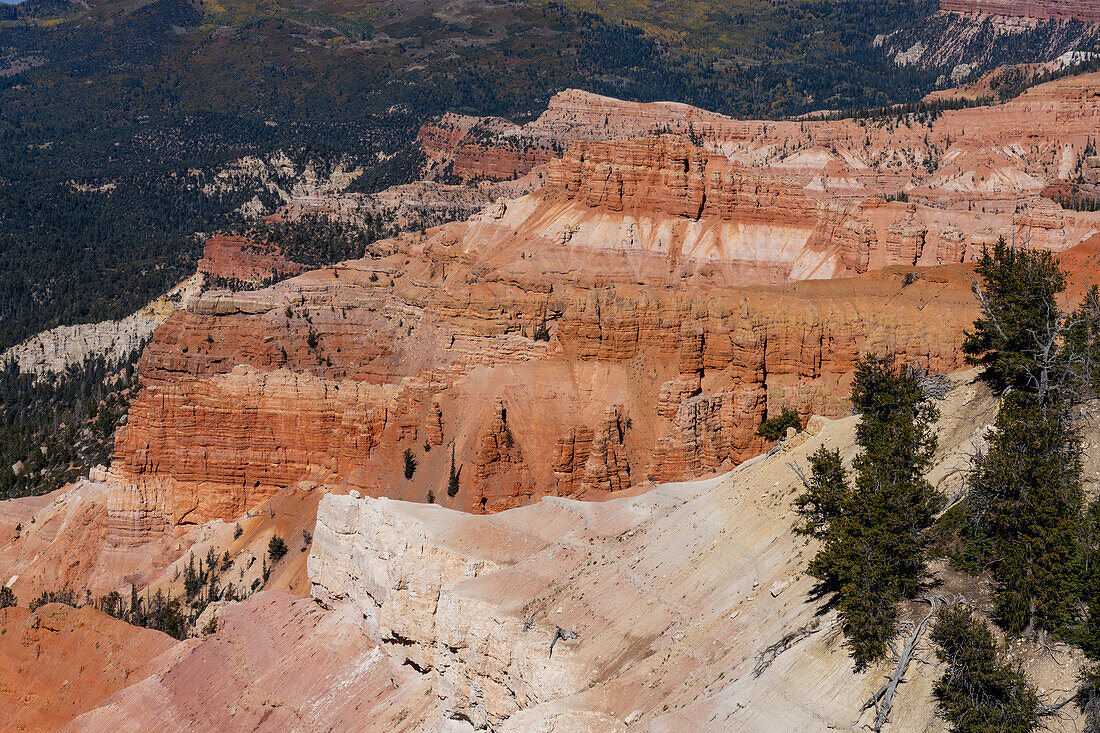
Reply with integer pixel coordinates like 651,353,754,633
447,446,460,498
950,231,1095,640
756,407,802,441
1057,194,1100,212
930,605,1040,733
268,535,288,563
233,523,243,540
183,553,201,600
1075,663,1100,733
258,215,385,269
403,448,418,480
134,590,188,639
795,354,940,668
1075,498,1100,655
0,585,15,609
29,587,82,611
793,447,849,540
0,349,142,499
1067,285,1100,389
427,489,435,504
962,238,1066,393
964,394,1082,636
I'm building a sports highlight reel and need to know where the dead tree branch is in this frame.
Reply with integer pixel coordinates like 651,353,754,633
549,627,577,658
862,595,953,732
787,461,812,491
752,622,821,678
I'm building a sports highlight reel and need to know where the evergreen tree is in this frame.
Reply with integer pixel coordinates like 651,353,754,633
268,535,288,563
962,238,1066,392
1078,499,1100,655
447,446,460,498
795,354,941,668
966,394,1082,635
1067,284,1100,389
403,448,417,480
931,604,1040,733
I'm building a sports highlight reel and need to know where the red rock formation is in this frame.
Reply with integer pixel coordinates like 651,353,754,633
552,405,633,494
417,113,555,181
939,0,1100,23
105,233,982,530
94,74,1100,531
0,604,176,732
549,136,813,225
63,592,439,732
197,234,304,284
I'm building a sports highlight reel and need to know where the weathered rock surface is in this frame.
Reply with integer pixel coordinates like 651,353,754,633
0,604,176,733
421,72,1100,213
2,375,1091,732
34,75,1088,553
304,370,1085,731
939,0,1100,22
65,591,441,732
106,246,978,530
197,234,305,284
1,275,201,377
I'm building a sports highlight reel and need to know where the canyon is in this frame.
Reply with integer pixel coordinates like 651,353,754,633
3,68,1100,731
4,371,1092,730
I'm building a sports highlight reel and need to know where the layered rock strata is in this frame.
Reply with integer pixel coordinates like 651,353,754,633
304,372,1086,731
939,0,1100,22
107,236,979,531
98,75,1100,535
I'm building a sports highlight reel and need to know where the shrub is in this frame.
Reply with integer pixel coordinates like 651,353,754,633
268,535,288,563
756,407,802,441
403,448,417,480
931,605,1040,733
233,523,243,540
0,585,15,609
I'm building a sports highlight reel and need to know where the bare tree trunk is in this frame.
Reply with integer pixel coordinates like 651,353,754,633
863,595,951,732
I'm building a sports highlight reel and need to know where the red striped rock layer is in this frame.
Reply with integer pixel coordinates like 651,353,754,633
108,234,979,529
420,73,1100,215
939,0,1100,22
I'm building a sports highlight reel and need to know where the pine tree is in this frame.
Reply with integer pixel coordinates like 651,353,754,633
966,393,1082,634
931,605,1040,733
794,355,941,668
268,535,288,563
447,446,460,498
962,238,1066,391
1067,284,1100,389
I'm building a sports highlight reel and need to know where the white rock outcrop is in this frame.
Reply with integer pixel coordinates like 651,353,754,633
306,371,1086,732
308,495,596,729
2,274,201,377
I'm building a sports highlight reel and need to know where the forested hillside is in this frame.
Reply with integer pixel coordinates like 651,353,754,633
0,0,1090,349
